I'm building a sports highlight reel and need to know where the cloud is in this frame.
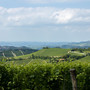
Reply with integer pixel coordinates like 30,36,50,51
52,9,90,24
0,7,56,26
51,9,75,24
0,6,90,27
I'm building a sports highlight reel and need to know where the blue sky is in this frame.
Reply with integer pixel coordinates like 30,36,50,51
0,0,90,42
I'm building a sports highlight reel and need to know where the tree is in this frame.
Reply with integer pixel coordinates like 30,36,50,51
43,47,49,49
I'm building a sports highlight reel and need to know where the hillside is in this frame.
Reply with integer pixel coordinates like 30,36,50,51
32,48,70,56
0,46,38,58
15,48,71,59
77,56,90,62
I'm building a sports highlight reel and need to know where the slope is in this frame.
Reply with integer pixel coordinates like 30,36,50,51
32,48,70,56
15,48,71,59
77,56,90,62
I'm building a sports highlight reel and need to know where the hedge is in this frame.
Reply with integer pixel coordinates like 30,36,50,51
0,61,90,90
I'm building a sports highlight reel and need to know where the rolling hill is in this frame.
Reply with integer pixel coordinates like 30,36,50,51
32,48,71,56
2,48,90,65
15,48,71,59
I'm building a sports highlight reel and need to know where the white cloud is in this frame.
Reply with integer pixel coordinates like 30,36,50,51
0,7,56,26
52,9,90,24
51,9,75,24
0,6,90,27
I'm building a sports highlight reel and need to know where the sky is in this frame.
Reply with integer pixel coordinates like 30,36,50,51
0,0,90,42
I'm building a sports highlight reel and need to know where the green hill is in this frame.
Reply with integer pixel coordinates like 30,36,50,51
33,48,70,56
16,48,71,58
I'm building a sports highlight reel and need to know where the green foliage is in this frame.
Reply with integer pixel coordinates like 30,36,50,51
0,61,90,90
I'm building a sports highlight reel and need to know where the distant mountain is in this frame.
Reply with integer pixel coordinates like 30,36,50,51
0,42,69,49
0,41,90,49
61,41,90,48
0,46,30,50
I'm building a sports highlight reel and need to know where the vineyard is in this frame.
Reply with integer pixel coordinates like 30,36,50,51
0,48,90,90
0,60,90,90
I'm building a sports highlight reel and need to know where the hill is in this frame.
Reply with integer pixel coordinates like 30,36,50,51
0,46,38,58
2,48,90,65
32,48,70,56
16,48,71,59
